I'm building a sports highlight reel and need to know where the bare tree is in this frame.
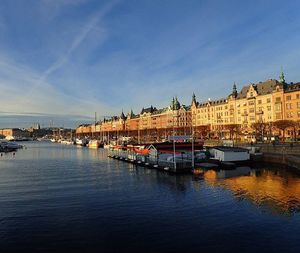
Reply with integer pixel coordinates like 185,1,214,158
273,120,296,142
195,125,210,139
224,124,241,140
251,122,268,141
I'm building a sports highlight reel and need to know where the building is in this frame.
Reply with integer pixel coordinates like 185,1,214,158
75,72,300,142
0,128,30,139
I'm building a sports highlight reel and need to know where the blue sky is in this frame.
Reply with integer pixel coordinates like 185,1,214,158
1,0,300,128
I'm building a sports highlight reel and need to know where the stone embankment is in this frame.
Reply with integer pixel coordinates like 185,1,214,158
247,143,300,170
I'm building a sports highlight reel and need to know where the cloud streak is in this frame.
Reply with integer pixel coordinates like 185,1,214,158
42,0,120,80
0,0,300,128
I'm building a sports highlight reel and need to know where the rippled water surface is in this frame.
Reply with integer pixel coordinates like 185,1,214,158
0,142,300,253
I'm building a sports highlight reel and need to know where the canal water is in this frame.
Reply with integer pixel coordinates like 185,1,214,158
0,142,300,253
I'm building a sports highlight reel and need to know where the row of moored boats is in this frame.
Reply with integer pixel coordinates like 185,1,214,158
50,138,112,149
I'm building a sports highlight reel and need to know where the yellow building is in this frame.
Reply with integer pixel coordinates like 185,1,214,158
76,72,300,141
192,73,300,140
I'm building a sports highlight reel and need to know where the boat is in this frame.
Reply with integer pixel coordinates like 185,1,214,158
88,140,100,149
103,143,113,149
76,138,89,146
0,140,23,152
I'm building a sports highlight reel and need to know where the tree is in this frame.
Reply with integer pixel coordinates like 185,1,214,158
292,120,300,141
273,120,296,142
224,124,241,140
251,122,268,141
195,125,209,139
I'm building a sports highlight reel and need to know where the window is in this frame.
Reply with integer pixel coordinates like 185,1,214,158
248,101,255,106
276,113,281,119
275,104,281,111
258,100,262,104
249,108,255,113
297,102,300,108
298,111,300,118
267,106,271,111
267,98,271,103
297,94,300,99
276,97,281,102
286,103,292,109
286,95,291,101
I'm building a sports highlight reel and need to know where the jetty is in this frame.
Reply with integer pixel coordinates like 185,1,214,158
107,142,254,174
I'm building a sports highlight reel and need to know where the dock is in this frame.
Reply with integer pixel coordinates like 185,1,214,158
108,149,192,174
107,145,253,174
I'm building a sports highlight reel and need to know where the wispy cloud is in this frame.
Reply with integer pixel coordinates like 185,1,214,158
42,0,120,80
1,0,300,128
0,56,113,118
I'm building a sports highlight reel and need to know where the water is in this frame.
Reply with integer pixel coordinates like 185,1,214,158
0,142,300,253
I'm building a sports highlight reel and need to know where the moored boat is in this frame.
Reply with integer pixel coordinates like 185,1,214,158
88,140,100,149
0,140,23,152
76,138,89,146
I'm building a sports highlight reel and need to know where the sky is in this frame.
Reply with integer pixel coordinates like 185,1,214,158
0,0,300,128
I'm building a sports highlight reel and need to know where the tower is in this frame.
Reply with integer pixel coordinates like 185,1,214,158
279,68,285,84
232,82,237,98
191,92,197,107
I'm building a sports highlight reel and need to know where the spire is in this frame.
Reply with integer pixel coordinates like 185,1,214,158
171,97,175,110
232,82,237,98
120,110,126,120
174,96,180,110
192,92,196,106
279,67,285,83
130,109,134,117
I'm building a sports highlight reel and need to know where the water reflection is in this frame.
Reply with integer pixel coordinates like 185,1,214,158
201,167,300,215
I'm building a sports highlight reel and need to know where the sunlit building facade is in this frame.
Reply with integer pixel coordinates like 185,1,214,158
76,73,300,141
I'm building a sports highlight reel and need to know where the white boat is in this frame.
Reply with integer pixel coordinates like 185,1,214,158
5,135,15,141
76,138,89,146
103,144,113,149
76,138,83,145
50,139,56,143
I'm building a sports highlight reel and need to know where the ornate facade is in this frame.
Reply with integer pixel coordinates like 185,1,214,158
76,73,300,142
